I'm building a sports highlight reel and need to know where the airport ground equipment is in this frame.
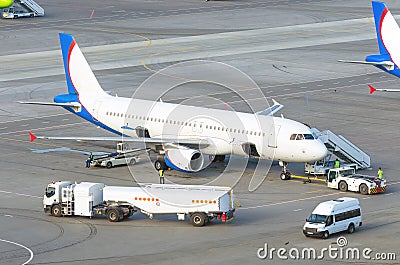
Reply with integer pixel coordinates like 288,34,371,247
303,197,362,239
326,167,386,195
2,0,44,18
305,153,358,175
311,128,370,170
90,147,148,168
43,181,235,226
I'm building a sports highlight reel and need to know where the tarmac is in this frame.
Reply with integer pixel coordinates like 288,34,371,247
0,0,399,264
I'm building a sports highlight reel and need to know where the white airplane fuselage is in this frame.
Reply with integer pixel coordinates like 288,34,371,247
82,93,327,163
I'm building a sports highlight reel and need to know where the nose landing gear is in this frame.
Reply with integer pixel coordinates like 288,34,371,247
279,161,291,180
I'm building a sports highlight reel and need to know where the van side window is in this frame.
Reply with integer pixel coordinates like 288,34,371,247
335,213,345,222
326,215,333,226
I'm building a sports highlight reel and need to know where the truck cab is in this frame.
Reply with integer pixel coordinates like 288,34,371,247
327,167,355,187
43,181,72,213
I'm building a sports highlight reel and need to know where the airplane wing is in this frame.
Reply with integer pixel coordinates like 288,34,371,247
338,60,395,71
256,99,284,116
28,131,209,147
18,101,82,112
368,84,400,94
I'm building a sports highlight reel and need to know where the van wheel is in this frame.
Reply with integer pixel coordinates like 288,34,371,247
190,212,206,227
348,223,355,234
51,205,62,217
339,181,348,191
322,231,329,239
359,184,368,195
106,161,113,168
107,208,120,222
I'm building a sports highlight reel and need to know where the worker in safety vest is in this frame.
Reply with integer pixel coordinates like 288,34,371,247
159,169,165,184
334,159,340,169
378,167,383,179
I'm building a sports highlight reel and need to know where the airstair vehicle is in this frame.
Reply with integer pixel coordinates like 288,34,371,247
307,128,370,174
2,0,44,19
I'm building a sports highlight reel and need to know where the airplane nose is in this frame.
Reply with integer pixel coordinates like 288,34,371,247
315,142,328,160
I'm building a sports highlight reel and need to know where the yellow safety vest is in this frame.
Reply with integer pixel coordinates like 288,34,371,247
159,170,164,177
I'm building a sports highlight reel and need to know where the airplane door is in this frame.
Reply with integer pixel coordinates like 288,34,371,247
92,101,103,121
268,125,281,148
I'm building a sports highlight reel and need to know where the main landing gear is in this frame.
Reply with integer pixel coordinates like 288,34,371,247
279,161,291,180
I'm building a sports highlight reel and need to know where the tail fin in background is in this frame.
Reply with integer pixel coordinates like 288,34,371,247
366,1,400,68
59,33,107,96
371,1,390,56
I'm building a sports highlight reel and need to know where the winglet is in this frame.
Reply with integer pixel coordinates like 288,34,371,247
368,84,377,94
28,131,37,142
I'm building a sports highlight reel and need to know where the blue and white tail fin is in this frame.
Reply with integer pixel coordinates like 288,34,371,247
365,1,399,72
59,33,107,96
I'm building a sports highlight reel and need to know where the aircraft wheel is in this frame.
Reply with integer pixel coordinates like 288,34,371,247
154,159,166,170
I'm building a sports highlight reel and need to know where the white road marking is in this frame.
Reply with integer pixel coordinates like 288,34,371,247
0,127,8,130
293,208,303,212
42,121,50,124
4,214,13,217
0,238,33,265
20,124,29,127
0,190,41,199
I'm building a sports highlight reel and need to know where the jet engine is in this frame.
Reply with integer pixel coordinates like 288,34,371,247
164,147,210,172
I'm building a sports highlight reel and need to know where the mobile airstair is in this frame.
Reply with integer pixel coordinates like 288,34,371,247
2,0,44,19
311,128,370,170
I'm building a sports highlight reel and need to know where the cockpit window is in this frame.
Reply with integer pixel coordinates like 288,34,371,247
304,134,314,140
295,134,305,140
290,134,315,140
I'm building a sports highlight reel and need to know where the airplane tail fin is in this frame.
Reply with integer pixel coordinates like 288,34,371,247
366,1,400,66
59,33,107,96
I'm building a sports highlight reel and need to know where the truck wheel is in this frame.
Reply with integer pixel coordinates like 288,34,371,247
359,184,368,195
107,208,120,222
190,212,206,227
106,161,113,169
348,223,355,234
51,205,62,217
322,231,329,239
339,181,348,191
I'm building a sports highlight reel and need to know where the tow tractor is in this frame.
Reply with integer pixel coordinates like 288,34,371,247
285,167,386,195
326,167,386,195
43,181,235,227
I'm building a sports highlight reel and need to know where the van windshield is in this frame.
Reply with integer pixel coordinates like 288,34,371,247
307,214,327,223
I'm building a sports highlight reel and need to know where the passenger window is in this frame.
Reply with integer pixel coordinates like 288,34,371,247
326,215,333,226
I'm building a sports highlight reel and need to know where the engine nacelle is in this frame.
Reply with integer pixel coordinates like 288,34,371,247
165,147,209,172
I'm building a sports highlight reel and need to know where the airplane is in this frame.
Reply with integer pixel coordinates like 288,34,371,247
21,33,328,180
339,1,400,93
0,0,12,8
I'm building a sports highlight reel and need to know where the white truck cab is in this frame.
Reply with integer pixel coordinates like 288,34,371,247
303,197,362,239
327,167,386,195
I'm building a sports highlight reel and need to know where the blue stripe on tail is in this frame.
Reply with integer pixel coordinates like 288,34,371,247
372,1,389,55
59,33,77,95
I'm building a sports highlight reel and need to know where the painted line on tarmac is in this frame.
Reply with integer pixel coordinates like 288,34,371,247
0,190,41,199
0,238,33,265
239,191,343,210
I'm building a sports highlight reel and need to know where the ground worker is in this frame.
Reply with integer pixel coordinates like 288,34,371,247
378,167,383,179
159,169,165,184
334,159,340,168
86,152,94,168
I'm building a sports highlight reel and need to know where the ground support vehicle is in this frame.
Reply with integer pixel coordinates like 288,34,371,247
43,181,235,226
303,197,362,239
